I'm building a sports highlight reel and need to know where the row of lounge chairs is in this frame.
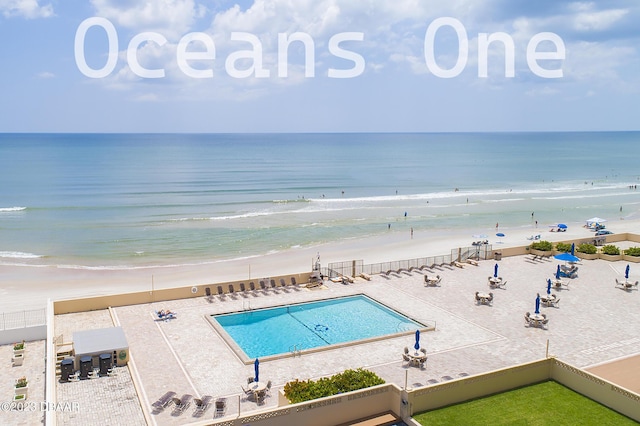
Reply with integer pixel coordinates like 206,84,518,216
152,391,226,417
206,277,301,300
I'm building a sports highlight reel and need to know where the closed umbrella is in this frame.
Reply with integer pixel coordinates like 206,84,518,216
625,264,630,279
414,329,420,351
556,265,561,280
494,263,499,278
254,358,260,383
535,294,540,314
570,243,575,256
547,279,552,295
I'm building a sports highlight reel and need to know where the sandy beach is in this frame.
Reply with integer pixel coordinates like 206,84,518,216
2,217,638,314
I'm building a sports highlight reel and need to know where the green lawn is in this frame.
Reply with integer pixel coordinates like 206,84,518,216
412,381,638,426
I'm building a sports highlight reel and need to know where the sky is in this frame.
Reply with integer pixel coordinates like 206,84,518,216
1,0,639,133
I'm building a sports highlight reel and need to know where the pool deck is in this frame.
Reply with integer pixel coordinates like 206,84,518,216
40,255,640,425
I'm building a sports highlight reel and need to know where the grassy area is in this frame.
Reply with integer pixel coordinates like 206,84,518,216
412,381,637,426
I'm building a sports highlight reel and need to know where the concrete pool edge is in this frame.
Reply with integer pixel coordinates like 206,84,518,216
206,293,436,365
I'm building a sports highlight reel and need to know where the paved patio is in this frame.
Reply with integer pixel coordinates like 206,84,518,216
49,254,640,425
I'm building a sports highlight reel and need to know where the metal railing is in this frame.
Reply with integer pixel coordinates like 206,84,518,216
328,245,493,277
0,308,47,330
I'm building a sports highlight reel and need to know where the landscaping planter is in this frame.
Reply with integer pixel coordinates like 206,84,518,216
599,253,622,262
530,249,552,257
14,386,28,396
623,255,640,263
576,252,598,260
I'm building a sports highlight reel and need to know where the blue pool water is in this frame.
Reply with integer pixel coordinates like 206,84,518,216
212,295,424,359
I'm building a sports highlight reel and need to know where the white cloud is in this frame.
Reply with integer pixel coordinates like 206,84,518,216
525,86,559,97
0,0,53,18
568,2,628,32
36,71,55,79
90,0,205,39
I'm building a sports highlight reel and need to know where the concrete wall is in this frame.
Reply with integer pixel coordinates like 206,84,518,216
53,272,311,314
196,384,399,426
551,359,640,422
193,358,639,426
0,326,47,346
408,359,550,413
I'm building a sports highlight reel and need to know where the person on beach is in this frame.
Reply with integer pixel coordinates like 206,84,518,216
496,222,499,230
411,228,413,239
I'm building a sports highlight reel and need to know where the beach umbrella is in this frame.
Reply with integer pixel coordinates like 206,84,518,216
535,294,540,314
496,232,505,243
473,234,488,239
625,264,630,279
254,358,260,383
558,224,567,229
571,243,575,255
555,265,561,280
414,329,420,351
494,263,499,278
547,279,552,295
554,252,579,262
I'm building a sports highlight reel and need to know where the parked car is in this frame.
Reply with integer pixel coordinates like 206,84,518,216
595,230,613,236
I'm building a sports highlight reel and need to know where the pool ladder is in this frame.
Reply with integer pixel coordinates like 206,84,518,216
289,344,302,357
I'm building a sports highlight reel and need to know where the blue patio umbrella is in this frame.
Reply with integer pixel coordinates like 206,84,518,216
625,264,630,279
547,279,552,295
555,265,561,280
254,358,260,383
414,329,421,351
570,243,575,255
558,224,567,229
554,252,579,262
535,294,540,314
494,263,499,278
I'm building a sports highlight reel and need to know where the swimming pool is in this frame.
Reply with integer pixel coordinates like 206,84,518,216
211,294,427,361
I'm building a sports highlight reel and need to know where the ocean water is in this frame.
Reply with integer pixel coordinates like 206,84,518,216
1,132,638,269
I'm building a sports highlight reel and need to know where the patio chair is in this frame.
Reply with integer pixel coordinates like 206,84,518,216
265,380,272,396
487,292,494,303
280,278,287,286
239,282,246,292
241,385,253,398
247,376,255,384
291,276,297,285
152,391,176,410
214,398,227,417
404,347,409,354
255,389,267,405
172,394,193,415
475,292,481,303
418,356,427,368
270,279,277,288
217,285,225,297
249,281,256,291
228,284,235,294
192,395,212,417
260,280,267,290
